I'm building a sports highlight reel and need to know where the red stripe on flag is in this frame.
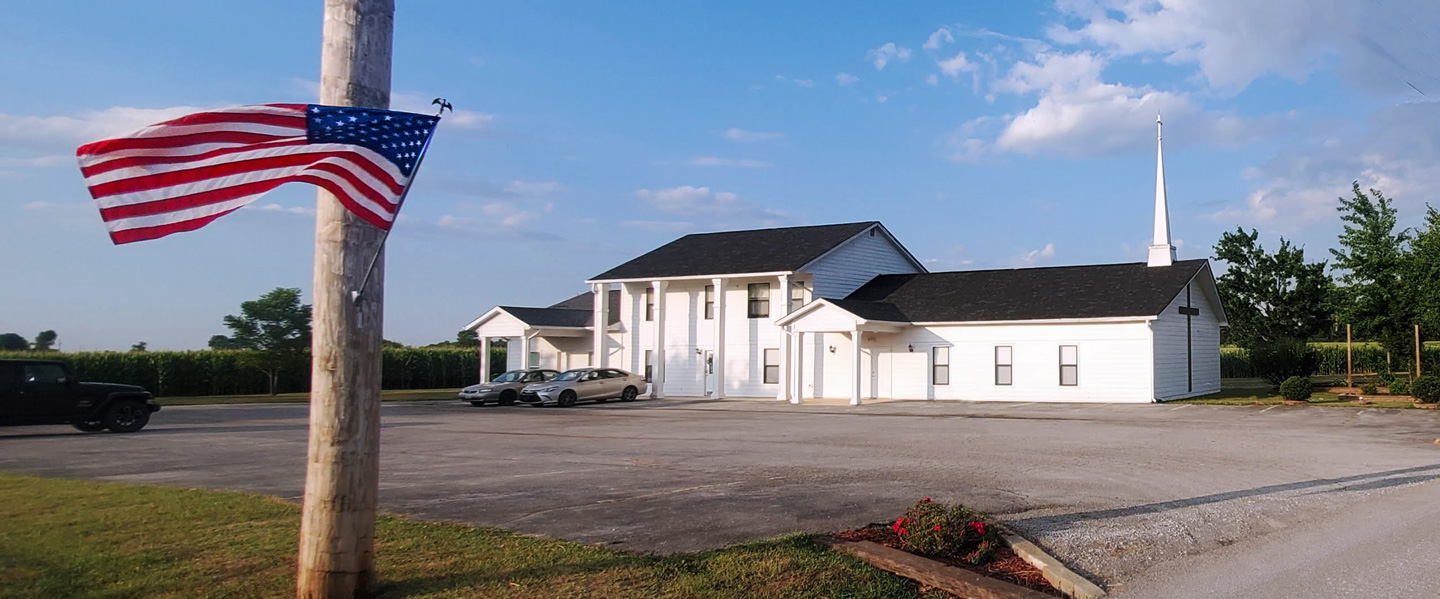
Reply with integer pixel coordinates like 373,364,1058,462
87,150,403,200
297,175,394,230
107,205,246,245
99,179,289,221
77,131,300,157
79,138,309,178
141,110,305,131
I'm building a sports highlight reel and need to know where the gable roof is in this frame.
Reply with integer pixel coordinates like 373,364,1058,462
589,221,890,281
466,290,621,331
835,259,1212,323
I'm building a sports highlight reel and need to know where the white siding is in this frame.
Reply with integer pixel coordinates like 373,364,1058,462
825,321,1156,403
805,227,921,299
1153,281,1223,400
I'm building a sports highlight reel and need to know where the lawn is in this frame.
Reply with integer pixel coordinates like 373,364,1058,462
0,474,936,599
1175,378,1419,409
155,388,461,406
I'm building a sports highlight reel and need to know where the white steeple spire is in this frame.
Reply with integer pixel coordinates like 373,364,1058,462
1147,113,1176,267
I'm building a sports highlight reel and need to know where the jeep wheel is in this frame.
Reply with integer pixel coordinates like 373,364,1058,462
558,390,577,407
498,390,517,406
102,400,151,433
72,421,105,433
620,386,638,402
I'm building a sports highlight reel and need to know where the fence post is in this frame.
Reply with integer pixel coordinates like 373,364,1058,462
1346,324,1352,388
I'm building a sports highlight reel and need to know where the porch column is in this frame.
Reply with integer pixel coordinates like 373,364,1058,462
777,273,793,401
651,280,667,398
851,324,863,406
518,332,532,370
479,336,491,382
592,282,608,368
712,277,727,399
791,330,804,404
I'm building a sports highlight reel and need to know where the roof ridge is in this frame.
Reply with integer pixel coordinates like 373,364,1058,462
676,220,878,238
874,258,1206,277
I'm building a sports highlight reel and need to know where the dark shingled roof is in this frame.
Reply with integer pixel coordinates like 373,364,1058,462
591,222,880,281
497,290,621,328
838,259,1210,322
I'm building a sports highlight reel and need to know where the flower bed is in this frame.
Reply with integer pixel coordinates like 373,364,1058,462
835,499,1062,596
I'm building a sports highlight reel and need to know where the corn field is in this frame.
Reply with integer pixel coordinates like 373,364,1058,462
1221,345,1440,378
0,347,504,397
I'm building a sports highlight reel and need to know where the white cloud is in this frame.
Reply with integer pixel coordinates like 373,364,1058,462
924,27,955,50
836,72,860,86
688,156,773,168
254,203,316,216
774,75,815,88
391,93,496,132
0,105,207,149
621,220,696,233
503,180,564,196
1018,243,1056,265
867,42,913,70
926,74,939,86
937,50,979,79
634,186,789,228
0,155,70,168
721,128,783,142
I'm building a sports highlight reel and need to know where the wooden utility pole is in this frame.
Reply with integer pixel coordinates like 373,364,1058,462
298,1,393,598
1346,324,1353,388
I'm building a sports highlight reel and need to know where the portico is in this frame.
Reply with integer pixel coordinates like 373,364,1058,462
776,299,907,405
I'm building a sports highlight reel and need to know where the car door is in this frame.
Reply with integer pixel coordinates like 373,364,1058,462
603,369,629,397
17,363,81,421
577,371,605,399
0,363,22,421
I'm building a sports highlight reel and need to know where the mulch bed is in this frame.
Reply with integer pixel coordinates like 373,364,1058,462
834,525,1062,597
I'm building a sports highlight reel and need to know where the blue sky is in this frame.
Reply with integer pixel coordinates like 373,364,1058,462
2,1,1438,350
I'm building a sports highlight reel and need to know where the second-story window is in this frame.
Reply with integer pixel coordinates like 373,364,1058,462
704,285,715,320
645,287,654,321
747,283,770,319
790,282,806,311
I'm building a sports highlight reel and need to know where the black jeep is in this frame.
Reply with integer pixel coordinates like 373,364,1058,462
0,359,160,433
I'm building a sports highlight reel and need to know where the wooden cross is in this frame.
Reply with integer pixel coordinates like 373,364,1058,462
1178,285,1199,392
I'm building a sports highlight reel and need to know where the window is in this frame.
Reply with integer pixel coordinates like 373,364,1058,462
763,348,780,384
1060,345,1078,386
644,350,653,382
704,285,715,320
995,346,1013,386
23,363,68,385
790,282,806,311
528,351,540,369
645,287,654,321
932,346,950,386
748,283,770,319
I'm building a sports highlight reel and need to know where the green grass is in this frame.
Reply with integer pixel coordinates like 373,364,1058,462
0,474,935,599
155,388,462,406
1175,378,1419,409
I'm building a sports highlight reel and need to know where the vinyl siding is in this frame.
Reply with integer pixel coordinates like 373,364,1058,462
1153,281,1223,400
805,227,921,299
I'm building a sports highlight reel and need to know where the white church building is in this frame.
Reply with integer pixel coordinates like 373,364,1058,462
465,118,1226,403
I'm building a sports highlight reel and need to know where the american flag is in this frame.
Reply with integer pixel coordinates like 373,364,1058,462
75,103,441,244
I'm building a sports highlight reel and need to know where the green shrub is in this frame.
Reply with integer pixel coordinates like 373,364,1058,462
1412,376,1440,404
1377,371,1397,388
1248,340,1320,386
892,498,1001,565
1279,376,1313,401
1360,383,1379,395
1388,378,1411,396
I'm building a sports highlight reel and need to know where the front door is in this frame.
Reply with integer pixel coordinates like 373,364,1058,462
703,351,715,396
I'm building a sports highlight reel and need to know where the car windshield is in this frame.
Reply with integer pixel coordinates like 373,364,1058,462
491,371,525,383
553,370,588,382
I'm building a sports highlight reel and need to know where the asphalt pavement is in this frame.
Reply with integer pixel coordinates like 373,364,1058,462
1,397,1437,598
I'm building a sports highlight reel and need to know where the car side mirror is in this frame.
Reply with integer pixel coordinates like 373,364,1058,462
57,376,69,385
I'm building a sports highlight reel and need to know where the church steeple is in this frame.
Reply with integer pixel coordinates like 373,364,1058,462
1147,114,1177,267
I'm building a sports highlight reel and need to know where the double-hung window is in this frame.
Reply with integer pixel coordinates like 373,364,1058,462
1060,345,1078,386
995,346,1013,386
763,348,780,384
932,346,950,386
747,283,770,319
790,282,806,311
644,287,654,321
704,285,715,320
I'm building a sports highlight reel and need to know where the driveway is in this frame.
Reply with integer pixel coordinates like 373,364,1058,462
2,398,1438,599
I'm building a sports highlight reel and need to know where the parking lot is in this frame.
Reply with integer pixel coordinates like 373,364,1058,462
2,397,1438,599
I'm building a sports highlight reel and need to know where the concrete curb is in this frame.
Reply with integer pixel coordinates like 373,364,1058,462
998,526,1107,599
821,537,1053,599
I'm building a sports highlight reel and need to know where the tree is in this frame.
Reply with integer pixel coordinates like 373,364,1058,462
1409,205,1440,338
211,288,312,395
455,329,479,348
1213,227,1333,348
33,330,57,352
0,333,28,351
1330,183,1414,363
130,341,148,352
382,339,407,348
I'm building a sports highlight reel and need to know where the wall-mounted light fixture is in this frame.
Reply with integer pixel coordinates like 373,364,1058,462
828,345,836,353
907,344,914,352
695,348,703,355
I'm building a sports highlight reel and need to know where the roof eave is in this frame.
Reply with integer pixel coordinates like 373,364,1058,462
586,270,796,285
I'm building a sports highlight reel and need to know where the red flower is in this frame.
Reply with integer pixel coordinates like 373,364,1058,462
933,525,942,531
898,527,909,535
970,521,986,535
922,497,931,503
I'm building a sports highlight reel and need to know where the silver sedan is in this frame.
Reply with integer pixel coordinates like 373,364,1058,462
458,369,560,406
518,368,647,407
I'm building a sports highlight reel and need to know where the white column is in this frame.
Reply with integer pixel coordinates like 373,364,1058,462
479,336,491,382
651,280,667,398
592,282,608,368
791,330,804,404
712,277,727,399
519,333,531,370
777,274,793,401
851,325,863,406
